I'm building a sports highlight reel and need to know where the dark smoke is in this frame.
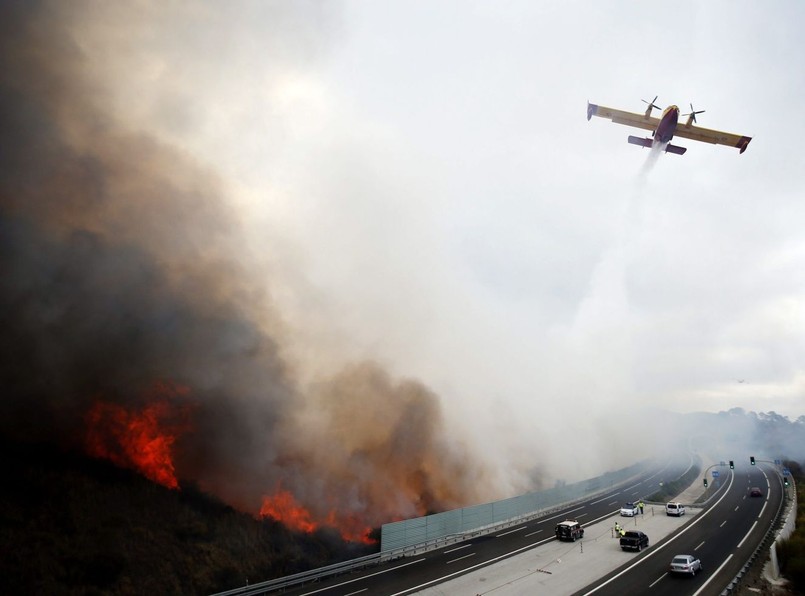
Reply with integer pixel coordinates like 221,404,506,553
0,1,489,529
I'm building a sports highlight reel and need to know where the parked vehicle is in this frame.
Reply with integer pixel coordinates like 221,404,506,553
620,502,639,516
555,520,584,541
670,554,702,575
620,530,649,551
666,502,686,516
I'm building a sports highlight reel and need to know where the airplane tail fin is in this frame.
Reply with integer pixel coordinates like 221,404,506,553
627,135,653,149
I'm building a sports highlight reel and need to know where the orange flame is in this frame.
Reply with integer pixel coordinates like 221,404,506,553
84,382,191,490
260,488,318,534
260,489,375,544
325,510,375,545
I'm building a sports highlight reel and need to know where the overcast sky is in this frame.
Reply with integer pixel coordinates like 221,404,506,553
60,1,805,477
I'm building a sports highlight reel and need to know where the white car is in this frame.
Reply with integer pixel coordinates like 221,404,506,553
670,554,702,575
666,502,686,516
620,502,639,516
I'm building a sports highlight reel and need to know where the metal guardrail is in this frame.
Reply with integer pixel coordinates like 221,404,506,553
210,552,383,596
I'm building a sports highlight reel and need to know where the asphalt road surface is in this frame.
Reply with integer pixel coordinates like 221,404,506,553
575,463,783,596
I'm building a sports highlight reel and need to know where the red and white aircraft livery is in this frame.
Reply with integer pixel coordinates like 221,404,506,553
587,96,752,155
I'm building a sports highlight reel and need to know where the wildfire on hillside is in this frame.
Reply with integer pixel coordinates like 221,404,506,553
1,1,494,557
84,382,193,490
260,488,376,544
260,488,318,534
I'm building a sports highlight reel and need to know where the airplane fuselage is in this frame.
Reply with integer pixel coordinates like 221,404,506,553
654,105,679,144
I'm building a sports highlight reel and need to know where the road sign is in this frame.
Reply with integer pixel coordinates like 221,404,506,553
783,468,790,476
775,459,782,465
712,470,720,478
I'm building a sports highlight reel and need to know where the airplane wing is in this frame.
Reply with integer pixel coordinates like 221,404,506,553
587,102,658,133
673,122,752,153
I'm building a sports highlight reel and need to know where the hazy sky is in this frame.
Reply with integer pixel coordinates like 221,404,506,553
46,1,805,481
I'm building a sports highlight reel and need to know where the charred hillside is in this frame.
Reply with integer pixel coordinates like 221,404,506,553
0,439,374,595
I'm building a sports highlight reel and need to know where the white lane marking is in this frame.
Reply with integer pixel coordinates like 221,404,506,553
738,521,758,548
446,553,475,564
576,513,589,519
344,590,368,596
694,541,705,551
758,501,767,519
387,536,555,596
624,483,642,491
692,554,734,596
649,572,667,588
539,505,585,522
581,468,735,596
608,501,618,506
720,521,727,528
443,544,472,554
735,505,740,511
525,529,542,537
590,493,620,505
497,527,526,538
299,558,425,595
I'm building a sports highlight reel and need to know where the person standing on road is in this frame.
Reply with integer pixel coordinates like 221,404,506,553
638,500,644,515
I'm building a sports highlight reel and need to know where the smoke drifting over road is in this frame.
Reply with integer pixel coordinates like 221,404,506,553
0,2,490,538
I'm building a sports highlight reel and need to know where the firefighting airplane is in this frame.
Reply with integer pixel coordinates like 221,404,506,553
587,96,752,155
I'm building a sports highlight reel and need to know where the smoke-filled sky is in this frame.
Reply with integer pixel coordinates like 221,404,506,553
3,1,805,529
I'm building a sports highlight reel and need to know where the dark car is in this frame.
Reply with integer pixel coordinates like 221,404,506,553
555,520,584,541
620,530,649,551
749,486,763,497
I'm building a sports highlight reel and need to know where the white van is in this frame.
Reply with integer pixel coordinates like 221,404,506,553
666,502,685,516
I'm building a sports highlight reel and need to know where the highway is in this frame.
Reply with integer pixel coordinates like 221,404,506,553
576,462,784,596
275,456,708,595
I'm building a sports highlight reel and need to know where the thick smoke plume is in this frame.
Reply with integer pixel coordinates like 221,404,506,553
0,2,491,540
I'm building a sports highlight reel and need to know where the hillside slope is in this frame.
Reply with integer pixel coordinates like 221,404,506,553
0,441,373,595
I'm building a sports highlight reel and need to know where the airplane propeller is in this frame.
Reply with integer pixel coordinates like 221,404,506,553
682,103,705,123
641,95,662,113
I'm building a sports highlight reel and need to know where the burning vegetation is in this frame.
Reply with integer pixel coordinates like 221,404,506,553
0,0,492,559
260,488,320,535
84,382,192,490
